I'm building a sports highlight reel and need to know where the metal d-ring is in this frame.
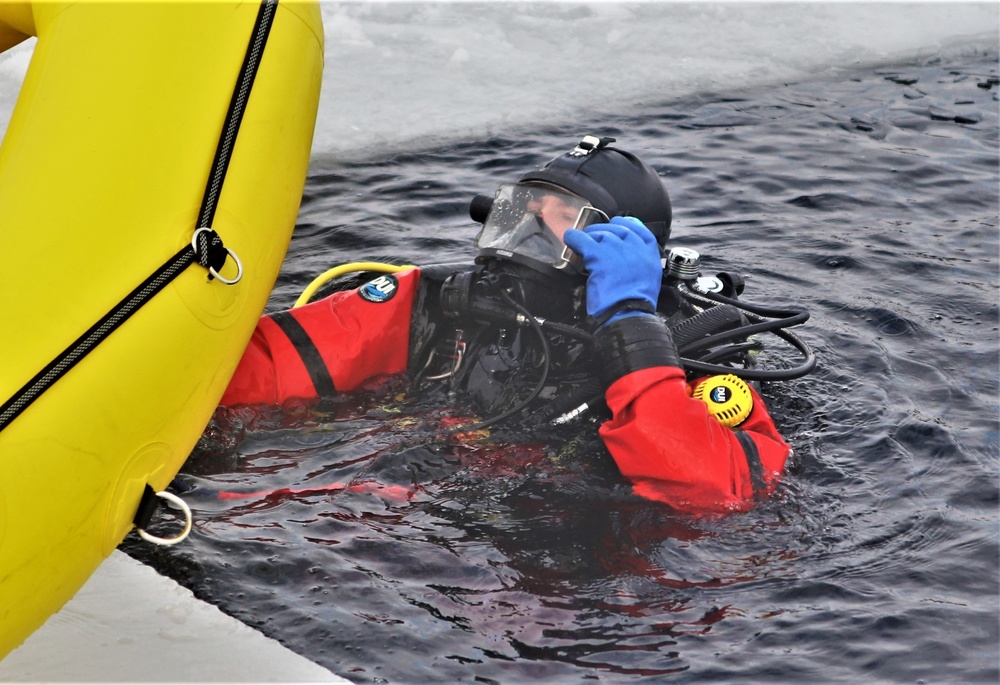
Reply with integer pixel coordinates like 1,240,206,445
137,490,193,546
190,227,244,285
209,247,243,285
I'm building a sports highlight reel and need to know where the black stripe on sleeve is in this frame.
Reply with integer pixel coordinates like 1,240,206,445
269,311,337,397
734,430,765,493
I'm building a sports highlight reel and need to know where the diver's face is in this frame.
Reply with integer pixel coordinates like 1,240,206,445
526,193,582,240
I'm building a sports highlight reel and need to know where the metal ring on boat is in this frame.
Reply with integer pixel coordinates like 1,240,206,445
190,227,244,285
137,491,193,546
209,247,244,285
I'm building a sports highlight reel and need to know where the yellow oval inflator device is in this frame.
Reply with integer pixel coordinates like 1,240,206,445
693,375,753,427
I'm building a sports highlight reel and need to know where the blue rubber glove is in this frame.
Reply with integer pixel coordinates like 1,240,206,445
563,216,662,326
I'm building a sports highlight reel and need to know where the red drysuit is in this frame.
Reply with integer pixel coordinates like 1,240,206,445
221,268,790,513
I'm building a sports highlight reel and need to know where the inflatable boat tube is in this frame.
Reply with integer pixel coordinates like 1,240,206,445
0,0,323,657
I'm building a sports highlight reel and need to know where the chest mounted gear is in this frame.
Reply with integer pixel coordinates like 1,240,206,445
440,261,585,326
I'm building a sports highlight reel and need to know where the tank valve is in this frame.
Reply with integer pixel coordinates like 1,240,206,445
667,247,701,281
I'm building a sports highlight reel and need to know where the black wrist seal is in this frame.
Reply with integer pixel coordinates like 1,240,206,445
594,314,682,386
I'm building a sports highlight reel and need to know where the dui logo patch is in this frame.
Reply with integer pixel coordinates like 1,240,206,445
359,274,399,303
709,385,732,404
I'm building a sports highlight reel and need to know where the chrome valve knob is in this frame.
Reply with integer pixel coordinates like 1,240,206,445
666,247,701,280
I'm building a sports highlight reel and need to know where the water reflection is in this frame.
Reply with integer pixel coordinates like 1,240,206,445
140,382,810,681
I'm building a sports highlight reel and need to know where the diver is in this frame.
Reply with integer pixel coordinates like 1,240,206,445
219,135,815,513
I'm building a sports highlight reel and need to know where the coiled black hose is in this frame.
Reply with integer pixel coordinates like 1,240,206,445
678,287,816,380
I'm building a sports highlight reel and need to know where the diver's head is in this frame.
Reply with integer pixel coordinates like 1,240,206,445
470,135,672,282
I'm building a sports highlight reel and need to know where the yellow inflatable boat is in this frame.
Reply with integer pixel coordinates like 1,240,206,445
0,1,323,657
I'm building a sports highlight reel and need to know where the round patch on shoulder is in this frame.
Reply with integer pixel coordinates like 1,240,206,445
359,274,399,303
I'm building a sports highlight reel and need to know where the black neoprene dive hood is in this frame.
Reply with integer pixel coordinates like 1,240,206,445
470,136,673,248
519,136,672,246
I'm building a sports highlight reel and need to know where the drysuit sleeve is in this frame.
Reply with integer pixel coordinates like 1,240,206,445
593,315,790,513
220,269,421,406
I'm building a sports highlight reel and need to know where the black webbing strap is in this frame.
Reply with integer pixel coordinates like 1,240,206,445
0,0,278,434
734,430,765,493
133,483,160,529
270,311,338,397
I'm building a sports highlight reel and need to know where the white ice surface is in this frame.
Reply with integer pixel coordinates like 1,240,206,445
0,3,995,162
0,551,347,683
311,2,998,161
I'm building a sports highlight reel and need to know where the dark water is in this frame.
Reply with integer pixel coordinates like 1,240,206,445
124,53,999,683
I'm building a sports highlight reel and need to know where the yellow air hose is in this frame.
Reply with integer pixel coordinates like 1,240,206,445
294,262,414,308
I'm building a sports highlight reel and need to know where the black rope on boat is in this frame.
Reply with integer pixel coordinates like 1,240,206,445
0,0,277,434
198,0,278,230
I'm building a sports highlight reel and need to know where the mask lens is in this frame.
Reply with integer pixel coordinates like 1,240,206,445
476,182,603,275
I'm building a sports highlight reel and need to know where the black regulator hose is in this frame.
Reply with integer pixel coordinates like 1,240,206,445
690,284,814,319
678,287,816,380
451,284,815,383
679,309,808,355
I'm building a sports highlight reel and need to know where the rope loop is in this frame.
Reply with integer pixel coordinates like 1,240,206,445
137,490,193,546
191,227,243,285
